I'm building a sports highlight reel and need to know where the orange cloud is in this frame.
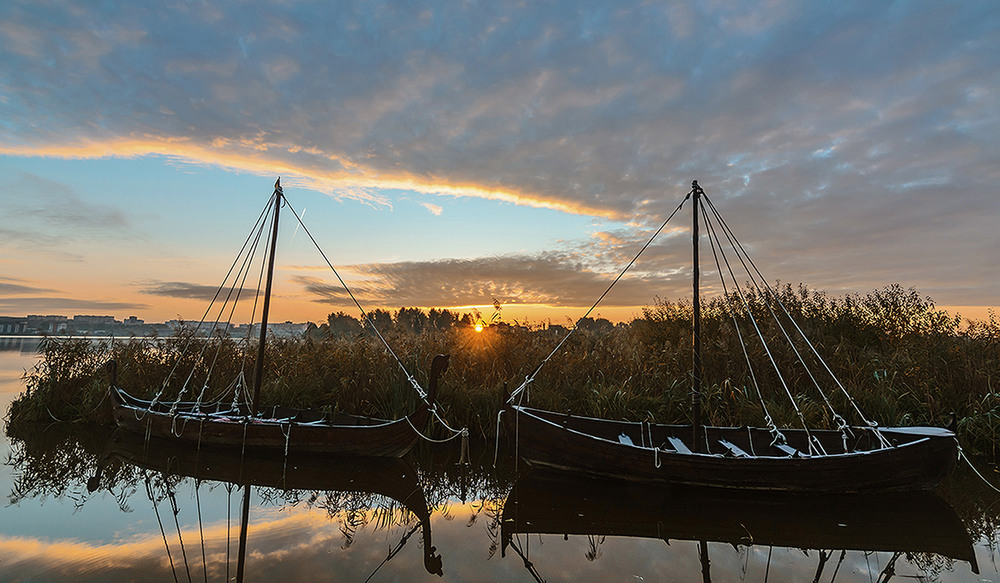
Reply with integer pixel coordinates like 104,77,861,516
0,139,622,219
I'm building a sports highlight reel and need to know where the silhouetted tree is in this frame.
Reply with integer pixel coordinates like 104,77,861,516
395,307,428,334
327,311,362,337
364,309,393,333
428,308,458,330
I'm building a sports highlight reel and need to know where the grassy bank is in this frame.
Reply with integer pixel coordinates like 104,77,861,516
6,284,1000,456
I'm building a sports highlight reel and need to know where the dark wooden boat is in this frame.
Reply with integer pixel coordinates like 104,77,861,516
110,370,442,457
500,470,978,574
110,179,451,458
506,181,959,492
508,408,957,492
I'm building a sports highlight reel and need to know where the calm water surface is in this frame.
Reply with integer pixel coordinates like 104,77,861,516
2,339,998,582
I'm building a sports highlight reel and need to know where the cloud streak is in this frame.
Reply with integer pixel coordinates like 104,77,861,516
140,281,264,302
0,297,148,313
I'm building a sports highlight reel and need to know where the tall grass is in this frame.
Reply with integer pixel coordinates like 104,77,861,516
6,284,1000,456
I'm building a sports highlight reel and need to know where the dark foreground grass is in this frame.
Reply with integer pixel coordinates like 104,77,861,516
6,284,1000,457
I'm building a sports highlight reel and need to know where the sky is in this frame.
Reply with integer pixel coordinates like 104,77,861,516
1,0,998,326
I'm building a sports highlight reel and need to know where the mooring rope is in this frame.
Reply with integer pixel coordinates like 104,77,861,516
405,414,468,444
959,446,1000,493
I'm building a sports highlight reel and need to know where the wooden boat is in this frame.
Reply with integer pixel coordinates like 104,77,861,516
505,181,958,492
110,355,447,457
110,179,450,458
500,469,978,576
94,430,444,577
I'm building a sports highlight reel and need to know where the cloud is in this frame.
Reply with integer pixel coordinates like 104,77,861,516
0,3,994,216
0,297,148,313
0,1,998,305
0,172,133,260
0,277,55,296
140,281,264,301
421,202,443,216
292,232,691,310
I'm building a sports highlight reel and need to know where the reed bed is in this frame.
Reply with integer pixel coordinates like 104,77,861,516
6,284,1000,456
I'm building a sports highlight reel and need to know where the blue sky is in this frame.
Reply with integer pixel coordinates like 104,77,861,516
1,1,998,324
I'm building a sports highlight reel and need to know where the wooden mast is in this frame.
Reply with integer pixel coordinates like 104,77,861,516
239,178,282,582
691,180,704,451
251,178,283,413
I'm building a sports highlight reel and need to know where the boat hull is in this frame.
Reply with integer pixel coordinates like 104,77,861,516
507,406,958,493
112,385,427,458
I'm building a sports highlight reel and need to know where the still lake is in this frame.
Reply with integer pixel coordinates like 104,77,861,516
1,338,997,582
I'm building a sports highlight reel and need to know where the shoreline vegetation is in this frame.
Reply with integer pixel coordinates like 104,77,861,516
5,284,1000,458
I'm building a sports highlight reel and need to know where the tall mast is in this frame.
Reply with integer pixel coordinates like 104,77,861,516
691,180,704,451
251,178,283,413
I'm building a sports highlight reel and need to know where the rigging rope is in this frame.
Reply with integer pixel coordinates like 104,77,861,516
703,204,787,447
699,200,819,453
193,203,274,412
282,197,466,440
167,484,194,583
508,189,694,404
282,200,426,399
703,194,889,448
702,199,842,450
145,472,181,583
150,194,275,417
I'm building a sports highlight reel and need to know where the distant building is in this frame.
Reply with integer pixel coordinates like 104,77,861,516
236,321,309,339
26,315,69,334
72,315,118,326
0,316,27,335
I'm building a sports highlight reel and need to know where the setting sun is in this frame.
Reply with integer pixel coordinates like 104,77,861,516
474,323,484,333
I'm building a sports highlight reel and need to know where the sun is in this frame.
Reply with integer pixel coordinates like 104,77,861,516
474,322,484,333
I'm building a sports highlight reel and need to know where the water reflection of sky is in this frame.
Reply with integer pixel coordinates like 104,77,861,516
0,500,992,582
0,350,995,582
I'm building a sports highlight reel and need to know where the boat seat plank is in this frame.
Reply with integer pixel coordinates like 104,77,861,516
719,439,750,458
773,443,807,458
666,436,692,454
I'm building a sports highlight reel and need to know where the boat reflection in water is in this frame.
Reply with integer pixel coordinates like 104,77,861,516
90,430,443,581
501,470,978,582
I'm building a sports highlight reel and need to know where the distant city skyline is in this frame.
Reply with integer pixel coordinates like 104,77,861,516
1,2,997,326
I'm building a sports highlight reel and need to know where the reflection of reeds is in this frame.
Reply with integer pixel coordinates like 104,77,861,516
6,284,1000,456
